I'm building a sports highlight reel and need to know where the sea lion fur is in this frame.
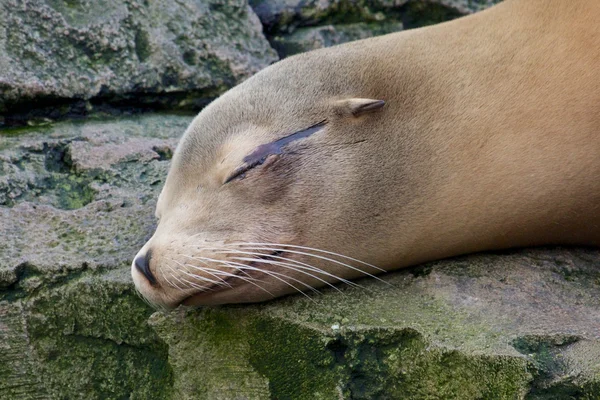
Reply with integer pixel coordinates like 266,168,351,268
132,0,600,309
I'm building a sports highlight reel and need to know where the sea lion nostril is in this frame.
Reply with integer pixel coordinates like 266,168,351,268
134,252,157,286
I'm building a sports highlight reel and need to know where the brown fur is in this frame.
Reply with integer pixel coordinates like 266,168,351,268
132,0,600,309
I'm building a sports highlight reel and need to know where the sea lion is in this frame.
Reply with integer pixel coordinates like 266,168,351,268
132,0,600,309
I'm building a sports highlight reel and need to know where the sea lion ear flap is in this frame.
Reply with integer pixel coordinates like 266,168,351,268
334,98,385,117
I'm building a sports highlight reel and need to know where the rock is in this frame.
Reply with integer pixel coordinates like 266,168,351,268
270,22,404,57
0,114,190,398
0,114,192,282
1,115,599,398
250,0,502,34
254,0,502,59
152,248,600,399
0,0,277,127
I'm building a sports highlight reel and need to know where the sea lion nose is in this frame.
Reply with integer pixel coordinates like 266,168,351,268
134,252,157,285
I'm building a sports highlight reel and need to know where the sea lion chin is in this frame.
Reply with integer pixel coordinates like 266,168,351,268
132,0,600,310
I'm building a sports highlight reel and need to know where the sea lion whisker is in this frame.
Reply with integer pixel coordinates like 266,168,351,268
180,257,273,294
226,245,389,285
163,262,193,291
157,258,177,291
215,248,363,288
181,247,257,280
169,271,189,291
179,255,234,287
214,257,255,280
179,276,211,291
182,254,267,283
164,260,202,290
194,255,319,300
137,290,166,311
200,247,362,288
169,258,228,288
137,270,180,307
229,256,344,293
183,263,264,285
197,256,317,296
218,249,364,289
206,247,369,289
185,264,265,284
229,242,385,272
175,268,222,292
161,271,179,290
134,286,156,309
185,256,276,296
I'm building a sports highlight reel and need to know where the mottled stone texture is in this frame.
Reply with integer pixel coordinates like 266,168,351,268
0,0,277,125
269,22,405,58
0,115,189,399
251,0,502,57
152,248,600,399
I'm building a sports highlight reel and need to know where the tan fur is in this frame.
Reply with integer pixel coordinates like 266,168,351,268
132,0,600,309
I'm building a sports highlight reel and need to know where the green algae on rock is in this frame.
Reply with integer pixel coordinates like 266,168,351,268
0,114,192,398
150,248,600,399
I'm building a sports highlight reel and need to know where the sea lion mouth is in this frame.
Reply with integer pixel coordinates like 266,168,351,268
180,250,284,306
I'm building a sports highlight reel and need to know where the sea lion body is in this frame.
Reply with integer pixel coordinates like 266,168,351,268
132,0,600,309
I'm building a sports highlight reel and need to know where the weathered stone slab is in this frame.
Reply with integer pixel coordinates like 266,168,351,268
254,0,502,60
0,0,277,126
0,114,189,399
152,248,600,399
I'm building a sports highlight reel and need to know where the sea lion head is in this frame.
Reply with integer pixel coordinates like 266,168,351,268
131,45,417,309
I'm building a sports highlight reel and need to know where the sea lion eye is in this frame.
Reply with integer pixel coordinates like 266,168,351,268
224,121,326,184
224,159,263,183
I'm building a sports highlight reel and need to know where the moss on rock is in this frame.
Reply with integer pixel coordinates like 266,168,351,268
150,247,600,399
0,114,194,399
24,270,172,399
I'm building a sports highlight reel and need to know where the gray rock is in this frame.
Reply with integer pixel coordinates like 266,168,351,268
250,0,408,33
270,22,404,57
0,0,277,126
0,114,192,285
153,247,600,399
1,114,599,399
0,114,190,399
437,0,501,14
250,0,502,33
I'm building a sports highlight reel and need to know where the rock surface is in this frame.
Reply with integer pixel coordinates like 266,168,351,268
1,116,599,399
252,0,502,57
250,0,501,33
0,0,277,127
269,22,404,58
0,114,189,399
153,247,600,399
